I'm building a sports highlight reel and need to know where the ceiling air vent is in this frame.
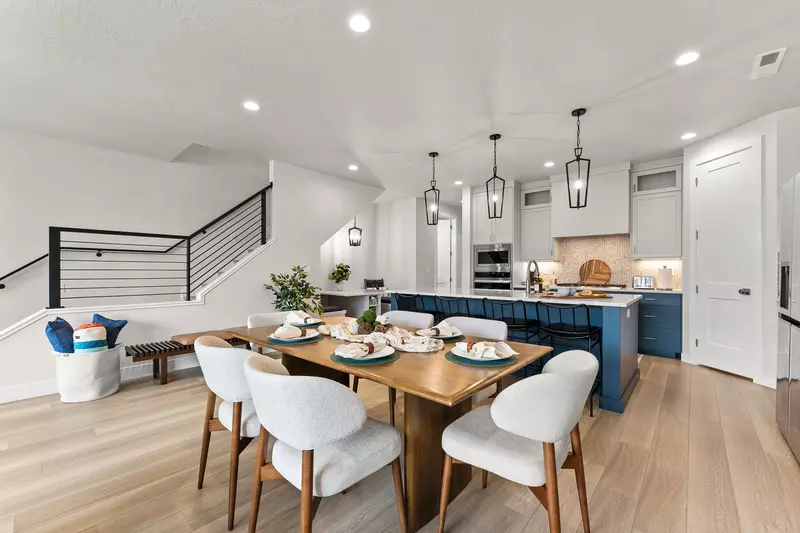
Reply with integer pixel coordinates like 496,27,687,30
750,47,787,80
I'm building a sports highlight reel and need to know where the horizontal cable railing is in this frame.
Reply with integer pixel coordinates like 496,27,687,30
40,184,272,308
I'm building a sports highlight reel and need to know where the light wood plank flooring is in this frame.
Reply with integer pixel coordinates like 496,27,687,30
0,356,798,533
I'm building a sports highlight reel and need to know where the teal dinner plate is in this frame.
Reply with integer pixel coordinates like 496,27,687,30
434,334,465,343
291,321,324,329
330,353,400,366
267,335,323,346
445,351,517,367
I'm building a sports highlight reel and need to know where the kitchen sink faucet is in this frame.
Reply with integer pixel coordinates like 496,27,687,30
524,260,540,297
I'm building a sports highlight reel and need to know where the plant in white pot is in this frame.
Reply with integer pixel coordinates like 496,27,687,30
328,263,351,290
264,265,323,315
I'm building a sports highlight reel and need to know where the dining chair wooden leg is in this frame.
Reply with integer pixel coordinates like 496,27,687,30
391,458,408,533
248,427,269,533
352,376,360,393
570,425,591,533
197,389,215,489
301,450,315,533
543,442,561,533
389,388,397,427
481,469,488,489
228,401,243,531
437,453,453,533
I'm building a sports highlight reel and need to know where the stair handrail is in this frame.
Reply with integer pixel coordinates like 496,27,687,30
0,253,49,289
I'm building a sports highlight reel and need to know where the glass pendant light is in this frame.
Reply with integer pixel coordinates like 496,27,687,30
486,134,505,219
565,108,591,209
424,152,440,226
348,217,362,246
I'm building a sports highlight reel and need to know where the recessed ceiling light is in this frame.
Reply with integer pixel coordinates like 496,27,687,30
348,14,370,33
544,161,555,168
675,51,700,66
242,100,260,111
454,181,463,185
348,164,359,171
681,132,697,140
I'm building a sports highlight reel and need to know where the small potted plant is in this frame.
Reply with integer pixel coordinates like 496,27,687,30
328,263,351,290
264,265,323,315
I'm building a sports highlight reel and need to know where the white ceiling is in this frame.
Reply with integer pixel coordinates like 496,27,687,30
2,0,800,204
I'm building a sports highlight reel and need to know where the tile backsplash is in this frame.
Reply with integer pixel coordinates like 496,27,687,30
519,234,682,289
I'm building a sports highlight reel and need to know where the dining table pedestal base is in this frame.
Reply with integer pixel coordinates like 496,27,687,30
404,394,472,532
281,353,350,387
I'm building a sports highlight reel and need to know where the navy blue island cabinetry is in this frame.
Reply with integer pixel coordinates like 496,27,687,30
389,289,642,414
604,290,683,359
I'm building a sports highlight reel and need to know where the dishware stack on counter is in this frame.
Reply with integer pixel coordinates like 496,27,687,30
284,310,324,327
417,320,465,342
268,324,321,344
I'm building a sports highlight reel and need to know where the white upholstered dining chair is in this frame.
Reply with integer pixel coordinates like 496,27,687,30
244,354,407,533
194,336,262,530
351,310,435,426
445,316,507,404
247,311,289,357
437,350,599,533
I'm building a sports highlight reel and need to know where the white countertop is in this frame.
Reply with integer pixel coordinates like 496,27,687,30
513,286,683,295
387,287,642,308
320,289,387,297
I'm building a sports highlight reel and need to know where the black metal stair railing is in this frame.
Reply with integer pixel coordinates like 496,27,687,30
0,183,272,309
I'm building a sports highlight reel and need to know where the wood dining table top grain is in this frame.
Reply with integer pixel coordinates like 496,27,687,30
226,316,552,406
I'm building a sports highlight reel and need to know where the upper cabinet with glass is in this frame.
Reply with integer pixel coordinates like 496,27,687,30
632,162,682,196
522,189,551,208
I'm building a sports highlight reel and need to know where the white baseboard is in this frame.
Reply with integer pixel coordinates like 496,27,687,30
120,354,200,381
0,378,58,404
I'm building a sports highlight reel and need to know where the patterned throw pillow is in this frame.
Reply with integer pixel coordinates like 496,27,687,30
73,323,108,353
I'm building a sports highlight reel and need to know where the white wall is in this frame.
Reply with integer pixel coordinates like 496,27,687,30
319,205,378,290
0,127,269,329
0,160,382,402
415,198,437,289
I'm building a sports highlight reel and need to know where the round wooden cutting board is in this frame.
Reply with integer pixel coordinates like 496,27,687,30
578,259,611,285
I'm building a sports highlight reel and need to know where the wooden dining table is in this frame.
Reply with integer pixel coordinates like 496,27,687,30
226,317,552,532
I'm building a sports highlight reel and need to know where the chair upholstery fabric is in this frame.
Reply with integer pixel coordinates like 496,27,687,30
218,399,262,438
247,312,290,328
272,418,402,497
380,310,434,330
245,355,366,450
445,317,508,403
491,350,598,443
442,406,570,487
195,336,260,403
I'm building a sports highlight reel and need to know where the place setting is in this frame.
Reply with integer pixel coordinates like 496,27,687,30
330,340,399,366
445,340,519,367
415,320,465,342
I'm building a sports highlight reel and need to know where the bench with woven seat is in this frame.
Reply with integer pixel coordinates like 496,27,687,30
124,330,246,385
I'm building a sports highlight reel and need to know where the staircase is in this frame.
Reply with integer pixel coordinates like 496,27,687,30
0,184,272,314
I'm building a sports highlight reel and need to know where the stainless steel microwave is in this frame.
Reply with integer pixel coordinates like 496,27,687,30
474,243,512,272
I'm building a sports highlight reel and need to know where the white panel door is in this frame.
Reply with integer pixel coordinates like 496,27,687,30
521,207,553,260
694,144,762,378
472,192,492,244
631,192,681,258
436,221,452,290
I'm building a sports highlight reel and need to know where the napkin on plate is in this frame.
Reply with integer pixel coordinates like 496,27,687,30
286,311,316,324
418,320,458,337
334,340,386,358
454,341,517,360
273,325,307,340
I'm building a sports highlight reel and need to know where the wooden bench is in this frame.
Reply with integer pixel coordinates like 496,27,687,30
124,330,246,385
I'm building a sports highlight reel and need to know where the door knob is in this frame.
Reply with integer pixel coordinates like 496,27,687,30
739,288,751,295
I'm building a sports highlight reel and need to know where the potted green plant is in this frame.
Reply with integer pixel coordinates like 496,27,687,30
328,263,351,289
264,265,323,315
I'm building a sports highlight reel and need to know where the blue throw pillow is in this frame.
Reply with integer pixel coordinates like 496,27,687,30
45,317,74,353
92,314,128,348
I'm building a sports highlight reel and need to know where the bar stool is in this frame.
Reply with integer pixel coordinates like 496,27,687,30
483,299,538,344
394,293,422,312
535,302,602,416
435,296,470,321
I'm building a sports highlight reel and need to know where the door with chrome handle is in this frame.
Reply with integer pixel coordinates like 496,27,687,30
739,288,751,296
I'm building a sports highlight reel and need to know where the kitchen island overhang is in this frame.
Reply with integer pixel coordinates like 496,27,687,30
388,288,641,413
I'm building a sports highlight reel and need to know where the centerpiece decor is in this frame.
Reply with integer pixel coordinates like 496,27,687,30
354,309,389,335
486,134,505,219
328,263,351,288
263,265,323,315
566,108,591,209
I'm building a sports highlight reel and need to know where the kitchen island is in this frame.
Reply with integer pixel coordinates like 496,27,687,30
388,287,641,413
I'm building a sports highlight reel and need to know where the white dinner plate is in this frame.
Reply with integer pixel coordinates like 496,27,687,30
268,329,321,342
450,344,513,360
417,328,463,339
336,345,395,360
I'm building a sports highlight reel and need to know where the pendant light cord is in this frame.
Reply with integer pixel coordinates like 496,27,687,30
493,137,498,175
576,115,581,150
431,154,436,187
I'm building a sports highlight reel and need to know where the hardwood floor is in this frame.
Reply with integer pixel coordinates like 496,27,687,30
0,356,798,533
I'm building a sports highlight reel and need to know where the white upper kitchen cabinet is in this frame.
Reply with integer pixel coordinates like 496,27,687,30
550,163,631,238
472,191,492,244
631,192,682,258
632,161,682,196
521,207,554,260
472,187,516,244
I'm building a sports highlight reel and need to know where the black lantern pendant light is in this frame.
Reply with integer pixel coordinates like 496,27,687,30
424,152,440,226
565,108,591,209
348,217,362,246
486,134,505,219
